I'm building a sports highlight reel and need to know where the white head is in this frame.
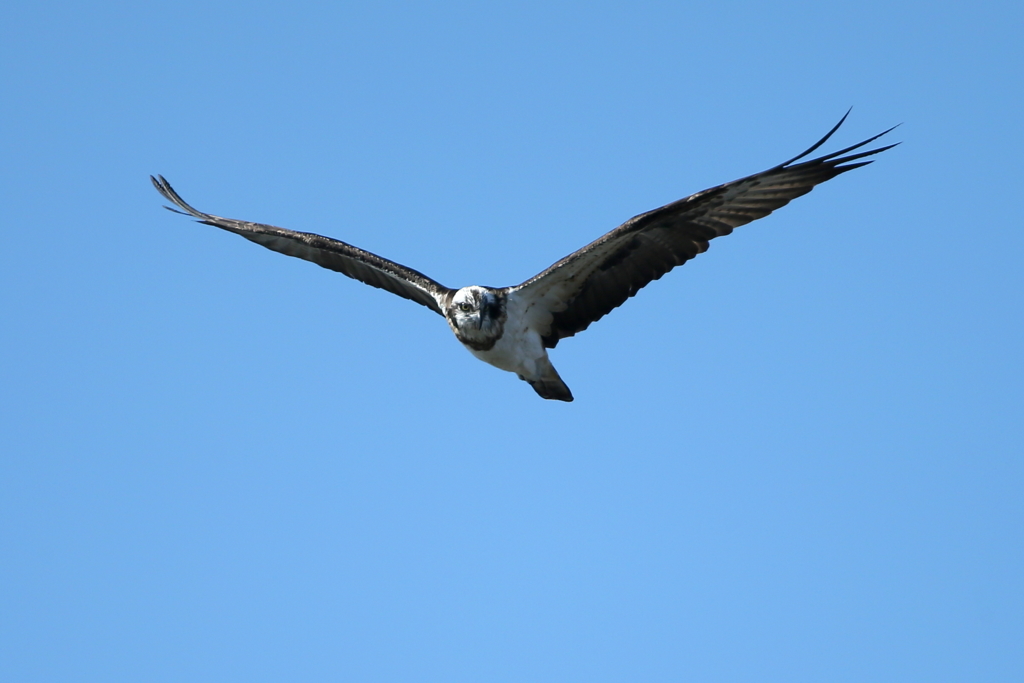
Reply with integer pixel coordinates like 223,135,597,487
446,286,507,350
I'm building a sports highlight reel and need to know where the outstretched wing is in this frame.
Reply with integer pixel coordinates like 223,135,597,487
151,176,453,315
510,112,899,348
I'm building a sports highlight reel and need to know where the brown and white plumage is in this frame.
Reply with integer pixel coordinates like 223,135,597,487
153,112,897,401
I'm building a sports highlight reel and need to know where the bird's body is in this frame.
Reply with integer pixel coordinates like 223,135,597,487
449,287,573,400
153,112,897,401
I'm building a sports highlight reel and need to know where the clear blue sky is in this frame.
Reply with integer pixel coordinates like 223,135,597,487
2,2,1021,681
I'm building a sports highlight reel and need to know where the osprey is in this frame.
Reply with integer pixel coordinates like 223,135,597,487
153,113,896,402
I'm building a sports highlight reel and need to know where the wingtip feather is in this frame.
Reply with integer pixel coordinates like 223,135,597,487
777,111,901,172
150,175,211,220
776,108,853,168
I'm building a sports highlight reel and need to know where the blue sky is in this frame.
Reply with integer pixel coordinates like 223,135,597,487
1,1,1021,681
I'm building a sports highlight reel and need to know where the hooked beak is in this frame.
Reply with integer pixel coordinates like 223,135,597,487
478,295,497,330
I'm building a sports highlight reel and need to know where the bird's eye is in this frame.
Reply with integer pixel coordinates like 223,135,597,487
458,302,472,312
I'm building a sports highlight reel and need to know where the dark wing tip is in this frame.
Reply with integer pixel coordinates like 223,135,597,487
150,175,209,219
830,140,901,170
774,109,856,169
778,111,901,170
812,124,901,166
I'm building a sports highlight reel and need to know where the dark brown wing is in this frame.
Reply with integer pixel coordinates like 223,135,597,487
151,176,453,315
510,113,899,348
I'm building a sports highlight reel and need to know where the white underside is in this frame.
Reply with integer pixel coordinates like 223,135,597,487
463,294,550,381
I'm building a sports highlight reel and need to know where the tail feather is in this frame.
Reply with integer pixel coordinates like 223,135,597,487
525,363,573,402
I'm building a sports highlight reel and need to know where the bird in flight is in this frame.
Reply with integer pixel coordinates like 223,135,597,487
153,112,896,402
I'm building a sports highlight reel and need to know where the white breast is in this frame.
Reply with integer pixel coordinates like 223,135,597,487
464,293,549,381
